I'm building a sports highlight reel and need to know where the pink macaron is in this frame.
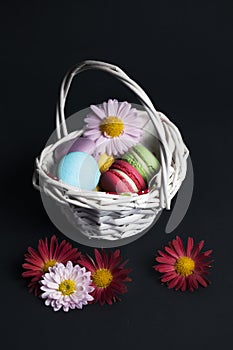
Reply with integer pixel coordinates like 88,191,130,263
100,160,146,194
54,137,96,161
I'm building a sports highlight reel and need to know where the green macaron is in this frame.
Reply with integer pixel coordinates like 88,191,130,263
121,144,160,183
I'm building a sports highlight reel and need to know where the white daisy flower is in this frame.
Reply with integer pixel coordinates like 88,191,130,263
84,99,144,156
40,261,94,312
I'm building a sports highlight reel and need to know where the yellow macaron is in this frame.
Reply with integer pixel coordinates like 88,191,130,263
97,153,115,173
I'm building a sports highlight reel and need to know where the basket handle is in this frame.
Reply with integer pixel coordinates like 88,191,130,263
55,60,171,208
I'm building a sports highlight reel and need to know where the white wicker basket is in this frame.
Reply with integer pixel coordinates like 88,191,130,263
33,60,189,242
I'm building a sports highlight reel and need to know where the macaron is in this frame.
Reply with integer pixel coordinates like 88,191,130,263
100,159,146,194
97,153,115,173
121,144,160,183
68,137,96,154
54,137,96,161
57,151,100,190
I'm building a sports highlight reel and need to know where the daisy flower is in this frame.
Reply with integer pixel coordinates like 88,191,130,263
153,236,213,292
22,235,81,296
78,249,132,305
84,99,144,156
40,261,94,312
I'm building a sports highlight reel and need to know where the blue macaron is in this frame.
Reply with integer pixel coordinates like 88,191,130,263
57,151,100,190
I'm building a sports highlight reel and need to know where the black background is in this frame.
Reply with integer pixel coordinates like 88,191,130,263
1,1,233,349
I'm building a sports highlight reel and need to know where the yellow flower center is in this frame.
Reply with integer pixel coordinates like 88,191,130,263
58,279,76,295
100,116,124,137
92,268,113,288
175,256,195,277
42,259,57,273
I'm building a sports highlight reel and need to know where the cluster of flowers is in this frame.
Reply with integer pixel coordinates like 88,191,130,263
22,235,213,312
22,235,131,312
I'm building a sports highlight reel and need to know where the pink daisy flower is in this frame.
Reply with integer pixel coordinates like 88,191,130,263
83,99,144,156
40,261,94,312
78,249,132,305
22,235,81,296
153,236,213,292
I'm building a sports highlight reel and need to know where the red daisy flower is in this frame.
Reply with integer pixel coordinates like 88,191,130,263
22,235,81,296
78,249,132,305
153,236,213,292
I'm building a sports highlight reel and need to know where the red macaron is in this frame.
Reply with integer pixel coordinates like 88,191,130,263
100,159,146,194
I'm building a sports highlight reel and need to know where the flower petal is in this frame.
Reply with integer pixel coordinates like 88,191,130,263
90,105,106,119
175,276,185,291
155,264,175,273
191,240,205,258
195,274,208,287
167,276,180,289
107,99,117,116
94,249,104,268
181,278,187,291
117,102,132,118
155,256,176,264
186,237,194,257
161,272,177,282
164,246,179,259
171,236,185,257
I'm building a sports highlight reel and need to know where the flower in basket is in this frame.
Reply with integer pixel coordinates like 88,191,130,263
22,235,81,296
84,99,145,156
153,236,213,292
79,248,132,305
40,261,94,312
